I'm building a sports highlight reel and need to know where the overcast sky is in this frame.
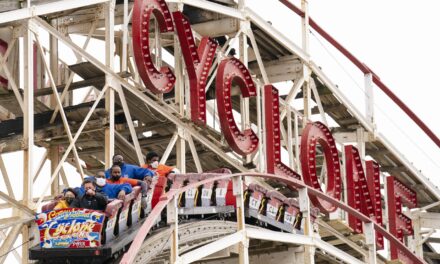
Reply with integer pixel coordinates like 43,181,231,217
252,0,440,185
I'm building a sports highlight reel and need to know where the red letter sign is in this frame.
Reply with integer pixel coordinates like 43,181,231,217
216,58,258,155
300,122,341,213
173,12,218,125
264,85,300,179
132,0,175,94
387,176,417,261
345,145,384,249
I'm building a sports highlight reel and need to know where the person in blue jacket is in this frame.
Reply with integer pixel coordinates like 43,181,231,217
76,172,133,200
104,154,155,181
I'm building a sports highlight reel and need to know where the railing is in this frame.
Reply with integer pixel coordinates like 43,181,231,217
120,172,424,264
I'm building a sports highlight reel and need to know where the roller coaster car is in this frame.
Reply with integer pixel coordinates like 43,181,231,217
173,172,236,216
29,170,317,263
244,183,319,233
29,187,147,264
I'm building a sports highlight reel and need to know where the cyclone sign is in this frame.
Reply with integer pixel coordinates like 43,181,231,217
131,0,419,262
35,208,105,248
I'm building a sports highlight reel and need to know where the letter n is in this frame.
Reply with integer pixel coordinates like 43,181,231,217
345,145,384,249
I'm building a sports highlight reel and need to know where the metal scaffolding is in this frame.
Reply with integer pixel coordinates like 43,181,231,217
0,0,439,263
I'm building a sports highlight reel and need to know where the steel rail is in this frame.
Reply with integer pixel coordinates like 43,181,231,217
279,0,440,149
120,172,425,264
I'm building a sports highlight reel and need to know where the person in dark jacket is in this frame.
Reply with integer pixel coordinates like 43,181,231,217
71,178,108,211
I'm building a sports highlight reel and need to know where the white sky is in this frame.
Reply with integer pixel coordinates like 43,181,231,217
252,0,440,186
1,0,440,262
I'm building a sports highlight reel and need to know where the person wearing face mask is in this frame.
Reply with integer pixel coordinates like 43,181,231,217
54,188,77,210
104,154,155,181
142,151,179,177
70,179,108,211
94,171,132,200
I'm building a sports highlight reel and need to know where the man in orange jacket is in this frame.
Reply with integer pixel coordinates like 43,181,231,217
142,151,179,177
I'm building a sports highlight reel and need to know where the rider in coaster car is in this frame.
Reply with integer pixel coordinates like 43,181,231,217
142,151,180,177
107,164,149,208
76,171,133,200
105,154,155,181
71,178,108,211
54,188,78,210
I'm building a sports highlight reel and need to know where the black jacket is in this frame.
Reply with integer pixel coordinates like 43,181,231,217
71,192,107,211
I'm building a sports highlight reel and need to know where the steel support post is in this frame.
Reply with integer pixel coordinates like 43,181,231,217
176,128,186,174
287,107,294,168
154,17,165,103
302,73,311,127
154,18,162,72
299,188,315,264
105,0,115,167
408,213,423,258
356,127,366,163
233,176,249,264
173,8,186,175
256,81,265,172
301,0,311,128
121,0,129,72
238,3,251,164
167,196,179,263
382,175,390,257
22,17,34,264
302,78,311,128
172,2,185,116
49,146,60,194
49,19,60,194
363,222,377,263
49,23,60,191
294,113,300,172
341,145,348,221
365,73,375,128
